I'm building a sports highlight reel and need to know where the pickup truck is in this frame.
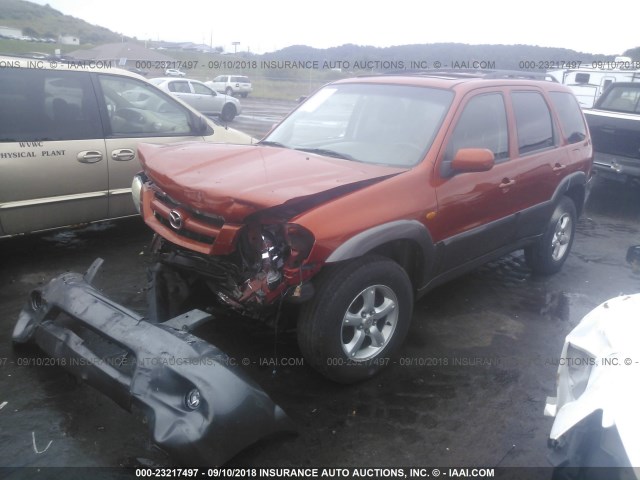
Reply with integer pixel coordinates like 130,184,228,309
584,82,640,184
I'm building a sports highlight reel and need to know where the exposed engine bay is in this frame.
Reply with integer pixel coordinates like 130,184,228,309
147,220,319,322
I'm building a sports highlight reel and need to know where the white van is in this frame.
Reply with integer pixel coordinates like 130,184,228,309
0,56,252,237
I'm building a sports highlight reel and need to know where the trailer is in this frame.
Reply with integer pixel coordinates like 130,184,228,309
548,57,640,108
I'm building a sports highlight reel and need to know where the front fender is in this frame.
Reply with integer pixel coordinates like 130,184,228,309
325,219,434,264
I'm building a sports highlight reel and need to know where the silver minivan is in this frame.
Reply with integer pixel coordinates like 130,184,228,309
0,57,252,237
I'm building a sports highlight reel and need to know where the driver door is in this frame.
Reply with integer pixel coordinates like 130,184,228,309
190,81,223,114
96,75,204,219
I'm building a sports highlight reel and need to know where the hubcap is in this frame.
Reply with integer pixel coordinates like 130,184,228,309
551,213,572,261
341,285,398,361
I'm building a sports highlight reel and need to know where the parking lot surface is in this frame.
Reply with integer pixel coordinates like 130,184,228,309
0,98,639,470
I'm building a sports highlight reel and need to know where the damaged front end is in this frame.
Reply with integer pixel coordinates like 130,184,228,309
133,142,404,320
147,211,320,321
12,259,294,465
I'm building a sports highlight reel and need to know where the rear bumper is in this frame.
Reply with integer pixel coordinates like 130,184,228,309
12,259,294,465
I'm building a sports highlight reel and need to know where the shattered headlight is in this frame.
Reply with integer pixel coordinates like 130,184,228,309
565,344,595,400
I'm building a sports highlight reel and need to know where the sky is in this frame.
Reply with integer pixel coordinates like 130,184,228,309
30,0,637,55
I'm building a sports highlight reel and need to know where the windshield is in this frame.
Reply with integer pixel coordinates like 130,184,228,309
263,83,453,167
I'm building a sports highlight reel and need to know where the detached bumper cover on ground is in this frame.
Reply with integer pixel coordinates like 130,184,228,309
12,259,294,465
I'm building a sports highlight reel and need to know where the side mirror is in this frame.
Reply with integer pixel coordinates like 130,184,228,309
451,148,495,173
192,114,210,135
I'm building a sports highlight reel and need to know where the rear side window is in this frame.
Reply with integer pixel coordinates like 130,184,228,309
0,68,102,142
168,81,190,93
442,93,509,174
512,92,554,155
548,92,587,144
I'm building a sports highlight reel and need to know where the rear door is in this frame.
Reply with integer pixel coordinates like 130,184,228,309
165,79,195,108
508,89,567,239
95,74,205,219
0,68,107,236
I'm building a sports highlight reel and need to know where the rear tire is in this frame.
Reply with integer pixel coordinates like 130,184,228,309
297,256,413,383
525,196,577,275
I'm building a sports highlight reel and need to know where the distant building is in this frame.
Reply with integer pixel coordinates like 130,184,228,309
58,35,80,45
0,26,22,39
68,42,174,72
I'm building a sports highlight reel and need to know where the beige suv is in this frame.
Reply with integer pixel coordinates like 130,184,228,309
0,56,252,237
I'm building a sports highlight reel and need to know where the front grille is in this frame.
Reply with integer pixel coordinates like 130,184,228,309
154,192,224,228
154,212,216,244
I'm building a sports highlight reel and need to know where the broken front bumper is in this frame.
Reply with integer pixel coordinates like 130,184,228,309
12,259,294,465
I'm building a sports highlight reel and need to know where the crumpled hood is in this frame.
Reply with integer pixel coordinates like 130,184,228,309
138,142,405,222
547,294,640,467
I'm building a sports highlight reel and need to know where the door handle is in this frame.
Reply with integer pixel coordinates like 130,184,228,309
499,178,516,188
553,163,567,172
111,149,136,161
77,151,103,163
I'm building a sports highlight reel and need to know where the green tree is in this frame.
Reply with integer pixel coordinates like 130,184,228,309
623,47,640,61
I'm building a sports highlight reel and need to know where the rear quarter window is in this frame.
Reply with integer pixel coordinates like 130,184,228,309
548,91,587,144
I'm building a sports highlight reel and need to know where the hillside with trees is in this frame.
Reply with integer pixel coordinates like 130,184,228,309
0,0,126,43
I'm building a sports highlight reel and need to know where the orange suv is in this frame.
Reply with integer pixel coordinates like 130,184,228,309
133,72,593,383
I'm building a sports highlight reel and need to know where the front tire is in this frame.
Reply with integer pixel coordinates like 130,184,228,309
525,196,577,275
220,104,236,122
297,256,413,383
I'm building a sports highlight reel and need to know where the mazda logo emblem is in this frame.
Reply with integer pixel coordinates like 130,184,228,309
169,210,183,230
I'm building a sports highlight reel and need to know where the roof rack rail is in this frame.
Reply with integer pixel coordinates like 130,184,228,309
379,69,558,82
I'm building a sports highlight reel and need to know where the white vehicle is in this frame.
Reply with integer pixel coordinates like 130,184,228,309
164,68,186,77
545,246,640,477
548,57,640,108
150,77,241,121
205,75,252,97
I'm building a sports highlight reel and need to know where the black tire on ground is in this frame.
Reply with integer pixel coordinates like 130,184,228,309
225,87,233,96
297,255,413,383
241,93,248,98
220,104,236,122
525,196,577,275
